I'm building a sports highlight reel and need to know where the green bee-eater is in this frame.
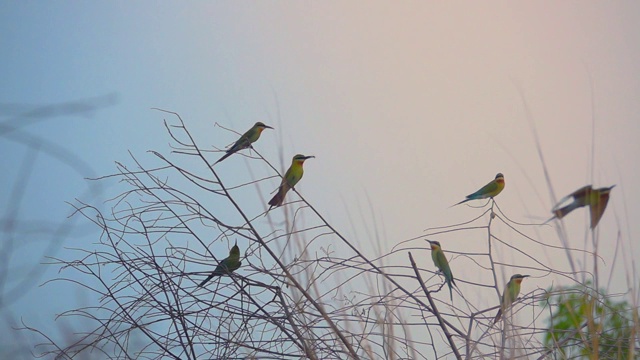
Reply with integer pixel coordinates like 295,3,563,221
427,240,456,300
493,274,529,323
268,154,314,209
549,185,615,229
197,244,242,287
215,122,273,164
454,173,505,206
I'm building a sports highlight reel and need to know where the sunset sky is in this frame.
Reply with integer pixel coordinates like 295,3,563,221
2,1,639,356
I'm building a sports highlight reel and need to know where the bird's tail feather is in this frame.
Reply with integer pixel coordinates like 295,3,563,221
268,186,287,208
544,203,579,225
268,193,282,208
554,202,580,220
493,308,502,324
450,198,471,207
197,273,220,287
215,150,234,165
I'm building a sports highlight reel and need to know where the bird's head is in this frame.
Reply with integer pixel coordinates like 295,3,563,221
427,240,441,250
510,274,529,284
230,244,240,258
292,154,315,164
255,122,274,131
495,173,505,183
601,185,616,194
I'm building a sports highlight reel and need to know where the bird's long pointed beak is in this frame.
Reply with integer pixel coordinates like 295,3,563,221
304,155,315,159
264,125,274,129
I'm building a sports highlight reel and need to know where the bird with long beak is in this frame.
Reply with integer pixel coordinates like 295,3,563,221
453,173,505,206
198,244,242,287
268,154,314,209
427,240,456,301
215,122,273,164
493,274,529,323
549,185,615,229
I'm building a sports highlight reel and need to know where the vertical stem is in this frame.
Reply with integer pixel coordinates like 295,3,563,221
408,252,462,360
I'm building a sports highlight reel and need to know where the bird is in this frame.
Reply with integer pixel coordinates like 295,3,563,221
453,173,505,206
427,240,456,300
215,122,273,164
549,185,615,229
268,154,314,209
197,244,242,287
493,274,529,323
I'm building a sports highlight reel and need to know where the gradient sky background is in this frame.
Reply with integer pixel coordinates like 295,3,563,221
1,1,639,356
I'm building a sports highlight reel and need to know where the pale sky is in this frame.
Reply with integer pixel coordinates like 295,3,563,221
1,1,639,357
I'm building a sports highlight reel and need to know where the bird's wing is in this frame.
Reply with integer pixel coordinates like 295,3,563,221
473,180,498,198
434,250,449,270
569,185,592,198
590,195,611,229
552,185,592,211
552,186,589,211
228,135,251,152
285,168,303,188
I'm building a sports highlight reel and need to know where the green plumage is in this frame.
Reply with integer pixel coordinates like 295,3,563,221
493,274,529,323
550,185,615,229
454,173,505,206
198,244,242,287
215,122,272,164
268,154,314,209
428,240,456,300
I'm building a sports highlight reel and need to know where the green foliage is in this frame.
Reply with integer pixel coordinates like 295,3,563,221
543,282,638,359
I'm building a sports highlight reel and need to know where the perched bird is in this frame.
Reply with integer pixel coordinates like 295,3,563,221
453,173,505,206
493,274,529,323
215,122,273,164
427,240,456,300
268,154,314,209
198,244,242,287
549,185,615,229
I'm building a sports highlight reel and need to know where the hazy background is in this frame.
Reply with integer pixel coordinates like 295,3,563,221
1,1,638,354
